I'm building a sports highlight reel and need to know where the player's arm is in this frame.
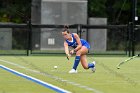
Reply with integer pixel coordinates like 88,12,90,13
73,33,82,52
64,41,70,57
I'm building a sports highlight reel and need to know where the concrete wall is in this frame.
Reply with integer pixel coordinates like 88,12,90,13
88,18,107,51
31,0,41,49
40,0,87,50
0,28,12,50
31,0,107,52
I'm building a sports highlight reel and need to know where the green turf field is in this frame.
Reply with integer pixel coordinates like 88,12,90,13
0,56,140,93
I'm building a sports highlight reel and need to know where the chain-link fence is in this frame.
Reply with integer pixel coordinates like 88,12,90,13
135,27,140,55
0,24,139,56
22,24,140,56
0,23,28,55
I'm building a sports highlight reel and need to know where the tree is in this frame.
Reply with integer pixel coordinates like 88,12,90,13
88,0,140,24
88,0,107,17
0,0,31,23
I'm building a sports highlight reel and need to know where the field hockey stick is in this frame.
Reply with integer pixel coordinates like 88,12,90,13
67,56,70,60
117,54,139,69
66,49,74,61
66,54,71,62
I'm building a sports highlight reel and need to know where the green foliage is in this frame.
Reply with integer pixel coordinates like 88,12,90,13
113,0,130,10
89,0,140,24
89,0,107,17
0,0,140,24
0,0,31,23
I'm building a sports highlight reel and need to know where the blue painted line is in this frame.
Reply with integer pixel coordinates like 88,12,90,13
0,65,71,93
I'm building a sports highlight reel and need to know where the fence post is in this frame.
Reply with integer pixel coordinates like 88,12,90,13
128,22,136,57
27,20,32,56
131,0,137,56
77,24,82,38
128,22,132,57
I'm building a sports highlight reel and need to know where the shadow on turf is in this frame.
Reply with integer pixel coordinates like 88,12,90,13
88,57,138,87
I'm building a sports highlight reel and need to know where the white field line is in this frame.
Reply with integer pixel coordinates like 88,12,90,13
0,58,103,93
0,65,71,93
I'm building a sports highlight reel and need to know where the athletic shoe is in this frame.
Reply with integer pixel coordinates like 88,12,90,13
91,61,96,73
69,69,77,74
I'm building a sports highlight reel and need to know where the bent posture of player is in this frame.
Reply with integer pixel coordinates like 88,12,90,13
62,26,96,73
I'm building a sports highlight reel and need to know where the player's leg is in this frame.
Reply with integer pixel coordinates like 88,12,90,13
80,46,96,72
69,46,95,73
73,46,93,69
80,54,88,69
80,54,95,69
69,46,86,73
72,46,88,70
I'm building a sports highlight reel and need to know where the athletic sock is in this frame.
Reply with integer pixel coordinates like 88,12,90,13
73,56,80,70
88,63,94,68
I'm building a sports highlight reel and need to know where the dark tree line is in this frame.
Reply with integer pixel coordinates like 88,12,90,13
89,0,140,24
0,0,31,23
0,0,140,24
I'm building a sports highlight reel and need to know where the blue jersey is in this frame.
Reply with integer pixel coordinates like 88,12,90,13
65,33,90,49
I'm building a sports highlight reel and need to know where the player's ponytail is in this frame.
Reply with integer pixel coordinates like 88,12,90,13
64,25,69,29
63,25,70,33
